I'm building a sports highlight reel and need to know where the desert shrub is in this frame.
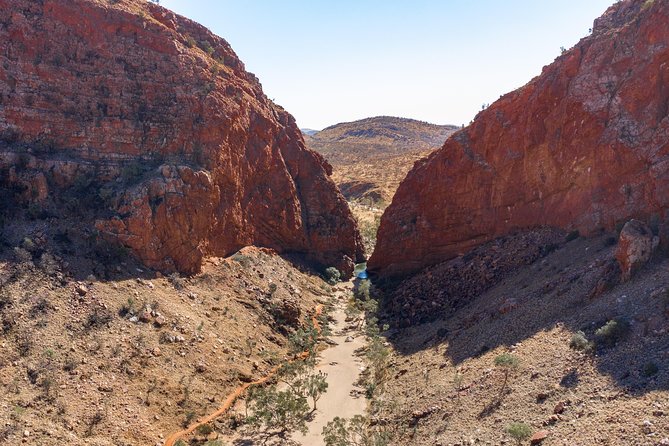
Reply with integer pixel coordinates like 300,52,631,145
15,330,33,356
569,331,594,352
185,36,197,48
231,252,252,268
29,297,52,318
168,273,186,291
198,40,215,56
642,362,659,377
196,424,214,435
324,267,341,285
642,0,656,11
85,308,114,330
119,297,137,317
594,319,629,347
494,353,519,369
355,279,371,301
506,422,532,445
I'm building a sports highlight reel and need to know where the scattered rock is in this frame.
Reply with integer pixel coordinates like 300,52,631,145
530,430,549,444
154,315,167,327
553,401,565,414
642,419,654,435
411,405,441,420
498,298,518,314
75,284,88,296
589,259,621,299
345,336,355,343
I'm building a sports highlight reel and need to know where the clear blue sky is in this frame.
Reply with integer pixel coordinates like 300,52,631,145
159,1,615,130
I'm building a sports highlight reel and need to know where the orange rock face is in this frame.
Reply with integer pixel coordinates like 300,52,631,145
370,0,669,278
0,0,364,275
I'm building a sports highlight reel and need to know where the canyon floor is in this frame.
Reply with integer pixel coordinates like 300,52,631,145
217,280,369,446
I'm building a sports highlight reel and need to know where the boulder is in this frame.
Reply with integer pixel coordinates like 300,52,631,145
616,220,659,281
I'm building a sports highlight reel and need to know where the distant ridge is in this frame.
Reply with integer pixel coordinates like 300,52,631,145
305,116,457,204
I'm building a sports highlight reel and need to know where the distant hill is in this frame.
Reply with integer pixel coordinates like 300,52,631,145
305,116,458,205
300,128,320,136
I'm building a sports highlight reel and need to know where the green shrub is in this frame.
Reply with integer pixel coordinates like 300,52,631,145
355,279,371,301
324,267,341,285
594,319,629,347
196,423,213,435
506,422,532,445
494,353,519,369
231,252,252,268
569,331,594,352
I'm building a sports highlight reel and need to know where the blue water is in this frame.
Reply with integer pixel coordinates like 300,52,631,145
354,262,368,279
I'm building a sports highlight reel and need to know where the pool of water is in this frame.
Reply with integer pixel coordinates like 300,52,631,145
354,262,368,279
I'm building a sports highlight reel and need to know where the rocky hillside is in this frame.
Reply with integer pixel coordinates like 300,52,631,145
376,230,669,445
0,0,364,276
305,117,457,205
0,242,335,445
370,0,669,279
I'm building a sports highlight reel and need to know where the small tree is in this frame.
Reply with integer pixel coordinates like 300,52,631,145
324,267,341,285
506,422,532,445
246,384,310,437
287,320,319,357
494,353,519,396
303,371,328,411
323,415,390,446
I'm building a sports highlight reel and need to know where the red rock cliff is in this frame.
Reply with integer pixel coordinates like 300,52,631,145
370,0,669,278
0,0,364,275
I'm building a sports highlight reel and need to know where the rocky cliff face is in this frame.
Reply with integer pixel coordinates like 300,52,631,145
370,0,669,278
0,0,364,275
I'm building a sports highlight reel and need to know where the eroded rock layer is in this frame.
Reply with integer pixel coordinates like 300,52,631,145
370,0,669,278
0,0,364,275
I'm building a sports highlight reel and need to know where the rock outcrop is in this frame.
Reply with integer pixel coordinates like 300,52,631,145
370,0,669,278
616,219,658,281
0,0,364,275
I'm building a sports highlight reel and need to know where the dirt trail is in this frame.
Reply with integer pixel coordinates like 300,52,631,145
292,281,368,445
162,306,323,446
